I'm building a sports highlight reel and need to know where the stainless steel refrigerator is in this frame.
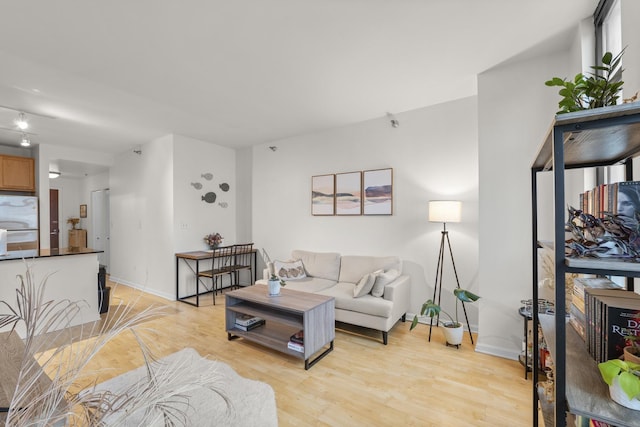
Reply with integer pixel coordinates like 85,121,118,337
0,195,39,259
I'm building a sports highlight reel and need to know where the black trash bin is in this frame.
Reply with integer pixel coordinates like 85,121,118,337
99,286,111,314
98,265,109,313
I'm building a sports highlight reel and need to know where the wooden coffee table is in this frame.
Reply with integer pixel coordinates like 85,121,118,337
225,285,335,369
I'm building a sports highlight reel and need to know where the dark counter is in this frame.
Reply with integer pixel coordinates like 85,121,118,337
0,247,103,262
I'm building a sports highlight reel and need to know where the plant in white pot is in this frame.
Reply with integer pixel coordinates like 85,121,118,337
410,288,480,347
267,274,286,296
598,358,640,410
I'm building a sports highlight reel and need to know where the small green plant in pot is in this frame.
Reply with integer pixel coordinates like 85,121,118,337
545,49,625,114
410,288,480,346
267,274,286,296
598,358,640,410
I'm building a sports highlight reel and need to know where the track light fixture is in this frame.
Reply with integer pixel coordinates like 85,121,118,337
16,112,29,130
386,112,399,128
20,134,31,147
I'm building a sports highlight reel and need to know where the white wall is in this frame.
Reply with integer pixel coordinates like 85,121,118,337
35,143,114,249
173,134,237,252
110,133,237,300
49,176,82,248
621,0,640,102
477,33,586,358
252,97,480,330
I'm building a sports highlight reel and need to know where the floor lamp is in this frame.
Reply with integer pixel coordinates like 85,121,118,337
427,200,473,345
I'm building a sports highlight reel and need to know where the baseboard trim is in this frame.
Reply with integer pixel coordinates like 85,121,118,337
108,276,174,301
407,312,478,333
475,342,520,361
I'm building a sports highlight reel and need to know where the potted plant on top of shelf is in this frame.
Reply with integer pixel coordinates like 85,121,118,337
598,358,640,410
545,49,625,114
409,288,480,346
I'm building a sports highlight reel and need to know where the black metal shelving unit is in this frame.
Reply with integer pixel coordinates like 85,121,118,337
531,102,640,427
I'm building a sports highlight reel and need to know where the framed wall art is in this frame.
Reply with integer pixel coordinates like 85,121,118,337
80,204,87,218
335,171,362,215
311,174,335,215
363,168,393,215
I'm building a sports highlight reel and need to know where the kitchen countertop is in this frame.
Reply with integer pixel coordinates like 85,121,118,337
0,247,103,262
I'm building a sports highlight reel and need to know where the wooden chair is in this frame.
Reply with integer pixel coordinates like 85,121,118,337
231,243,254,288
197,245,235,305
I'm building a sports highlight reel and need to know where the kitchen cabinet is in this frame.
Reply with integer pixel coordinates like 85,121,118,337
0,155,35,192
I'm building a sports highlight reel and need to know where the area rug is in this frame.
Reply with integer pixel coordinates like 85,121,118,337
84,347,278,426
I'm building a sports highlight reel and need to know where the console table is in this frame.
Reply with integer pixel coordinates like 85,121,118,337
175,248,257,307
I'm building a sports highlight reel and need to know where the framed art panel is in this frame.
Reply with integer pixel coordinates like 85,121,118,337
311,174,335,215
363,168,393,215
80,204,87,218
335,171,362,215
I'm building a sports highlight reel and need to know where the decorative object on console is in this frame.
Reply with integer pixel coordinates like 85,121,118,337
67,217,80,229
545,49,625,114
335,171,362,215
204,233,223,249
311,174,335,216
422,200,475,345
363,168,393,215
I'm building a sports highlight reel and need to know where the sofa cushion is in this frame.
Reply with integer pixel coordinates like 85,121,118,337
273,259,306,280
319,282,393,318
353,271,378,298
338,255,402,284
291,250,341,282
279,277,337,293
371,269,400,297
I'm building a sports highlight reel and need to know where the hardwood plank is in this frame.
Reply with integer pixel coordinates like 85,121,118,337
43,281,533,426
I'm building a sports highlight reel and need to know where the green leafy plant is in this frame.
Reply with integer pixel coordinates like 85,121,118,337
269,274,286,287
545,49,625,114
409,288,480,330
598,358,640,401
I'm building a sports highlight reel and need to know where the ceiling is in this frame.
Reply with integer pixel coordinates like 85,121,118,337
0,1,597,158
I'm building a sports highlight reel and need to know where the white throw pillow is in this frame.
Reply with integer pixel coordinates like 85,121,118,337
353,272,377,298
371,269,400,297
273,259,306,280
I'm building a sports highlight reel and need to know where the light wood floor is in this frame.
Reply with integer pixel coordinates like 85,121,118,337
69,281,533,426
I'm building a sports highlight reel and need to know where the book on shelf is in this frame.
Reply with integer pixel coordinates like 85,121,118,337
583,289,640,362
571,278,622,347
234,314,264,327
289,330,304,345
235,319,266,331
287,341,304,353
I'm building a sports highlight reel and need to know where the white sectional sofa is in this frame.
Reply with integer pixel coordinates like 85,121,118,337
258,249,411,344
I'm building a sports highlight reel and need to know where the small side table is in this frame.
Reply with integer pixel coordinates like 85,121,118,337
518,307,533,379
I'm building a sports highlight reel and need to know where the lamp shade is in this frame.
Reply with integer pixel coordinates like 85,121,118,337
428,200,461,223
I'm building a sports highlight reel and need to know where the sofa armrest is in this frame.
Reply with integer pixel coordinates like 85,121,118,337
384,275,411,319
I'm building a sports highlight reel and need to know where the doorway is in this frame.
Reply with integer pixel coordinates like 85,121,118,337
91,189,110,272
49,189,59,249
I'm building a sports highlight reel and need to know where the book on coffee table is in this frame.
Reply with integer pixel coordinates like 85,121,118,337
235,319,266,332
235,314,264,327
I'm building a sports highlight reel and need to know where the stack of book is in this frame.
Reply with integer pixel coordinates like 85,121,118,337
287,330,304,353
583,286,640,363
570,277,622,342
234,314,265,331
578,180,640,219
